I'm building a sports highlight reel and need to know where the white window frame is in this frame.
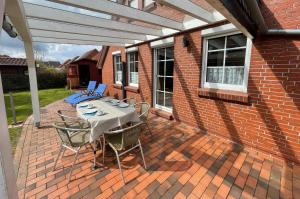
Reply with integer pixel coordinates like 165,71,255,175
153,46,174,113
127,51,139,87
113,53,122,85
201,31,252,93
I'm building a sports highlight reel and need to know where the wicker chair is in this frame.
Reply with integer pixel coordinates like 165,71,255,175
135,102,152,136
103,122,147,184
52,122,92,182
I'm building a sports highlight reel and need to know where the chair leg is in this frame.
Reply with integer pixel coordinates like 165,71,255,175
114,149,125,185
102,137,106,164
138,139,147,170
146,122,153,136
68,147,81,182
53,145,63,171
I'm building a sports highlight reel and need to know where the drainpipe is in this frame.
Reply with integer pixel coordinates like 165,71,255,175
244,0,300,35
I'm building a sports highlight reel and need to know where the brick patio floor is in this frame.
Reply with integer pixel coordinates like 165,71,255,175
14,100,300,199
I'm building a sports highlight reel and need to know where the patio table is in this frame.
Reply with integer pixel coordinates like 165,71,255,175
76,97,140,169
76,98,140,142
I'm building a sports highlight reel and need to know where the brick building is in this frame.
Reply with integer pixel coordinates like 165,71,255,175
98,0,300,163
66,49,102,88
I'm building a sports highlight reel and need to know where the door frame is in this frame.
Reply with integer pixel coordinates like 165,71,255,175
153,46,174,113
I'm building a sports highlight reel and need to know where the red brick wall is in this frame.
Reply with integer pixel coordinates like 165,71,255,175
101,1,300,163
261,0,300,29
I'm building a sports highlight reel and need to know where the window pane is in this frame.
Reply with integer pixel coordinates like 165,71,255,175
165,61,174,76
134,62,138,73
165,77,173,92
156,77,164,91
208,37,225,50
130,63,134,72
165,93,173,109
226,34,247,48
158,61,164,76
224,68,244,85
225,49,246,66
207,51,224,66
130,72,138,84
166,47,174,60
206,67,223,83
156,91,164,106
134,52,138,62
129,53,134,62
157,48,165,60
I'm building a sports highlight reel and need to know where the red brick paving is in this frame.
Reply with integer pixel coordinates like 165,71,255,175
14,100,300,199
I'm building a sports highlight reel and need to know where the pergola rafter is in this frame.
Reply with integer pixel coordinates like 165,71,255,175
27,18,148,41
32,37,126,46
31,29,137,44
48,0,184,30
23,2,163,37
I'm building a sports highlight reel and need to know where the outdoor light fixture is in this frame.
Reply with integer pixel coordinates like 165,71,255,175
2,16,18,38
182,36,190,47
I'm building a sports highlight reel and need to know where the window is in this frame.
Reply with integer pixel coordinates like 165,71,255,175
202,33,252,92
113,54,122,84
127,51,139,87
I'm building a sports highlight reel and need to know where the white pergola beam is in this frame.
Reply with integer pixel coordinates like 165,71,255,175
33,37,126,46
48,0,183,30
27,18,148,41
155,0,221,24
0,1,19,198
23,2,163,36
31,30,136,44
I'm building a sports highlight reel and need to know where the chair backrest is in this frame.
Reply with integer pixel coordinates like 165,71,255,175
57,110,79,127
108,122,143,150
87,81,97,93
122,97,136,106
137,102,150,121
53,122,90,147
94,84,107,96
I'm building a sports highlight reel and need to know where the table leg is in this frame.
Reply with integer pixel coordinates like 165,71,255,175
92,140,98,170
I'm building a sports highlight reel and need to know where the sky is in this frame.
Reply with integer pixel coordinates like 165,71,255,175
0,0,111,63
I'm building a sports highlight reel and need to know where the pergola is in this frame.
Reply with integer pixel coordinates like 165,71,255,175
0,0,254,198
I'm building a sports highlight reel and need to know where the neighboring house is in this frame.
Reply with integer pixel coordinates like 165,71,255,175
43,61,61,68
65,49,102,88
99,0,300,163
0,55,27,75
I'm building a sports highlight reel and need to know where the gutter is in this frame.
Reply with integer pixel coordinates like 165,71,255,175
245,0,300,35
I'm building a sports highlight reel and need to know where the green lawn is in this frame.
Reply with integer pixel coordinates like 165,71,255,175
5,88,73,153
5,88,73,124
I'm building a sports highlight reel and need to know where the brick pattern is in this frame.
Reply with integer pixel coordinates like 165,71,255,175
14,100,300,199
101,0,300,163
261,0,300,29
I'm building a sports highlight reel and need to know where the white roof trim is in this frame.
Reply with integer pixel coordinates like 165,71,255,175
151,37,174,48
33,37,125,46
201,24,238,37
125,47,138,53
112,50,121,55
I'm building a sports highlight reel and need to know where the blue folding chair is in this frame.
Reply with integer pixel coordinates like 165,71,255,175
69,84,107,106
64,81,97,103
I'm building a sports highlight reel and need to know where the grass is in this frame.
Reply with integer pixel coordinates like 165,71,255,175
5,88,73,153
5,88,73,124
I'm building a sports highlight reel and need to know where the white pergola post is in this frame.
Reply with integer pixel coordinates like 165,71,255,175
24,42,41,126
0,0,18,198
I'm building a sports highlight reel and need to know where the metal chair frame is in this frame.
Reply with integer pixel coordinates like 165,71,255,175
135,102,152,136
103,122,147,184
52,122,93,182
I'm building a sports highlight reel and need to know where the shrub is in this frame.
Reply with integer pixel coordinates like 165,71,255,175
2,68,66,92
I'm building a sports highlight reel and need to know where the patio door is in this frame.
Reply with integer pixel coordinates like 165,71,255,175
154,46,174,112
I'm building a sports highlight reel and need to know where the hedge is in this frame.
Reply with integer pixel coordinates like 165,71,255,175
2,68,66,92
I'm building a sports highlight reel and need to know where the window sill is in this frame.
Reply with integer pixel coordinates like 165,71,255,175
150,108,174,120
198,88,249,104
125,86,139,93
113,84,122,90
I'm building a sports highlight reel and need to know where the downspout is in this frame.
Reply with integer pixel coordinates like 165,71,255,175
244,0,300,35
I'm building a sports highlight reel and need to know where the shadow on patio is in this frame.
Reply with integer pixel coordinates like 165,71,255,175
13,100,300,199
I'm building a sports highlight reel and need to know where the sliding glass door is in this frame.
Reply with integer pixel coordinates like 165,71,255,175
154,46,174,112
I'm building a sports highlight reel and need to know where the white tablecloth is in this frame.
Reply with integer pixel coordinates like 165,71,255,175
76,98,140,142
